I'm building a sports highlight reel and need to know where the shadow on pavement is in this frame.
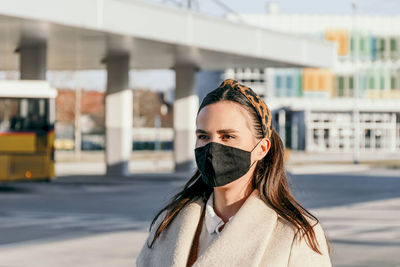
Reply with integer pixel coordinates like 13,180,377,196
3,171,399,211
54,172,193,184
0,185,33,193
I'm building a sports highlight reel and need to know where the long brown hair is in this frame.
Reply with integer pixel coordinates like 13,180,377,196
147,85,329,254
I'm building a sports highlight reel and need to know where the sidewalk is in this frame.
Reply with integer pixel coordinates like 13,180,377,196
0,231,149,267
285,163,372,175
313,197,400,267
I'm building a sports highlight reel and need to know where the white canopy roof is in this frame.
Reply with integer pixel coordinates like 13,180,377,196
0,0,336,71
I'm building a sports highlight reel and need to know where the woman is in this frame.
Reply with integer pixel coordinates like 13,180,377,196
136,79,331,267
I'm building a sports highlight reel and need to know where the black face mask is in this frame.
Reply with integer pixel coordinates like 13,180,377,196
194,140,262,187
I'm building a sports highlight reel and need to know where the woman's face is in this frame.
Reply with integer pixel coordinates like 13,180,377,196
196,101,257,151
195,101,270,189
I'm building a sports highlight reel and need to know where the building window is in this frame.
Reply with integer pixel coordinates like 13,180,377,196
390,38,398,60
338,76,344,96
276,76,282,89
349,76,354,88
350,37,354,53
379,38,386,60
371,37,378,61
379,38,385,52
286,76,292,89
390,38,397,51
391,76,396,90
349,76,354,96
369,77,375,89
365,129,371,148
360,38,365,52
324,129,330,148
313,129,319,145
380,77,385,90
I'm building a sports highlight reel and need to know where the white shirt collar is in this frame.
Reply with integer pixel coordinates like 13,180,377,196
204,192,234,235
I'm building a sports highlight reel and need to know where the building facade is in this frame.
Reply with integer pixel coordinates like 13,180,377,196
225,10,400,153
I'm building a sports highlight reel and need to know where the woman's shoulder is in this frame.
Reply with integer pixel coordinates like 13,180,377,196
146,198,204,241
288,221,331,266
274,214,327,244
136,199,204,266
271,209,329,251
253,200,331,266
283,216,331,267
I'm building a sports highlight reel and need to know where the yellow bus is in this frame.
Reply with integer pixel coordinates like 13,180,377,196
0,81,57,182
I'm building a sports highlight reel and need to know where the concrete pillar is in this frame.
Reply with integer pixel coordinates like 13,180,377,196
16,42,47,80
103,54,132,176
173,65,199,172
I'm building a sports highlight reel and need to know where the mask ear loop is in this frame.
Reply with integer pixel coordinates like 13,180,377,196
249,138,265,168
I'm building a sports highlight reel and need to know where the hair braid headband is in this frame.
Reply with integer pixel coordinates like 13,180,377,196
218,78,272,139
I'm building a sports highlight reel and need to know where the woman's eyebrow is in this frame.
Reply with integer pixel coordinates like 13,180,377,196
217,129,239,134
196,129,208,134
195,129,239,134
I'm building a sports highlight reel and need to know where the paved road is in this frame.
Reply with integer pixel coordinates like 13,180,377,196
0,173,187,245
0,169,399,266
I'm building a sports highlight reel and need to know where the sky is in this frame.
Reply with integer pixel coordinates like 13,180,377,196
145,0,400,16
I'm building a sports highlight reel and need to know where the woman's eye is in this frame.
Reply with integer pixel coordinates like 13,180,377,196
222,134,235,140
197,135,209,140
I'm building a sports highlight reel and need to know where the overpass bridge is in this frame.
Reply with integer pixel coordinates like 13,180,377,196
0,0,337,175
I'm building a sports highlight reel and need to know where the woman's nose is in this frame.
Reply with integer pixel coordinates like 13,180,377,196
207,136,221,144
195,135,221,148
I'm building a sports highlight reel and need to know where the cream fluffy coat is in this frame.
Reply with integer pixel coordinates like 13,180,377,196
136,189,332,267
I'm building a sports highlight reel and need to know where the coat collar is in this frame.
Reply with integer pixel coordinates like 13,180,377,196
170,189,278,267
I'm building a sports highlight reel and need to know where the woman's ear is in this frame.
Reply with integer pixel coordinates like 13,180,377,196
264,138,271,151
256,138,271,160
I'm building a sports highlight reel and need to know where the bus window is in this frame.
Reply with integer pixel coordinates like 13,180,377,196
0,98,52,132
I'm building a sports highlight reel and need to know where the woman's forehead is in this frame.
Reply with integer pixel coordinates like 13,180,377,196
196,101,252,130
